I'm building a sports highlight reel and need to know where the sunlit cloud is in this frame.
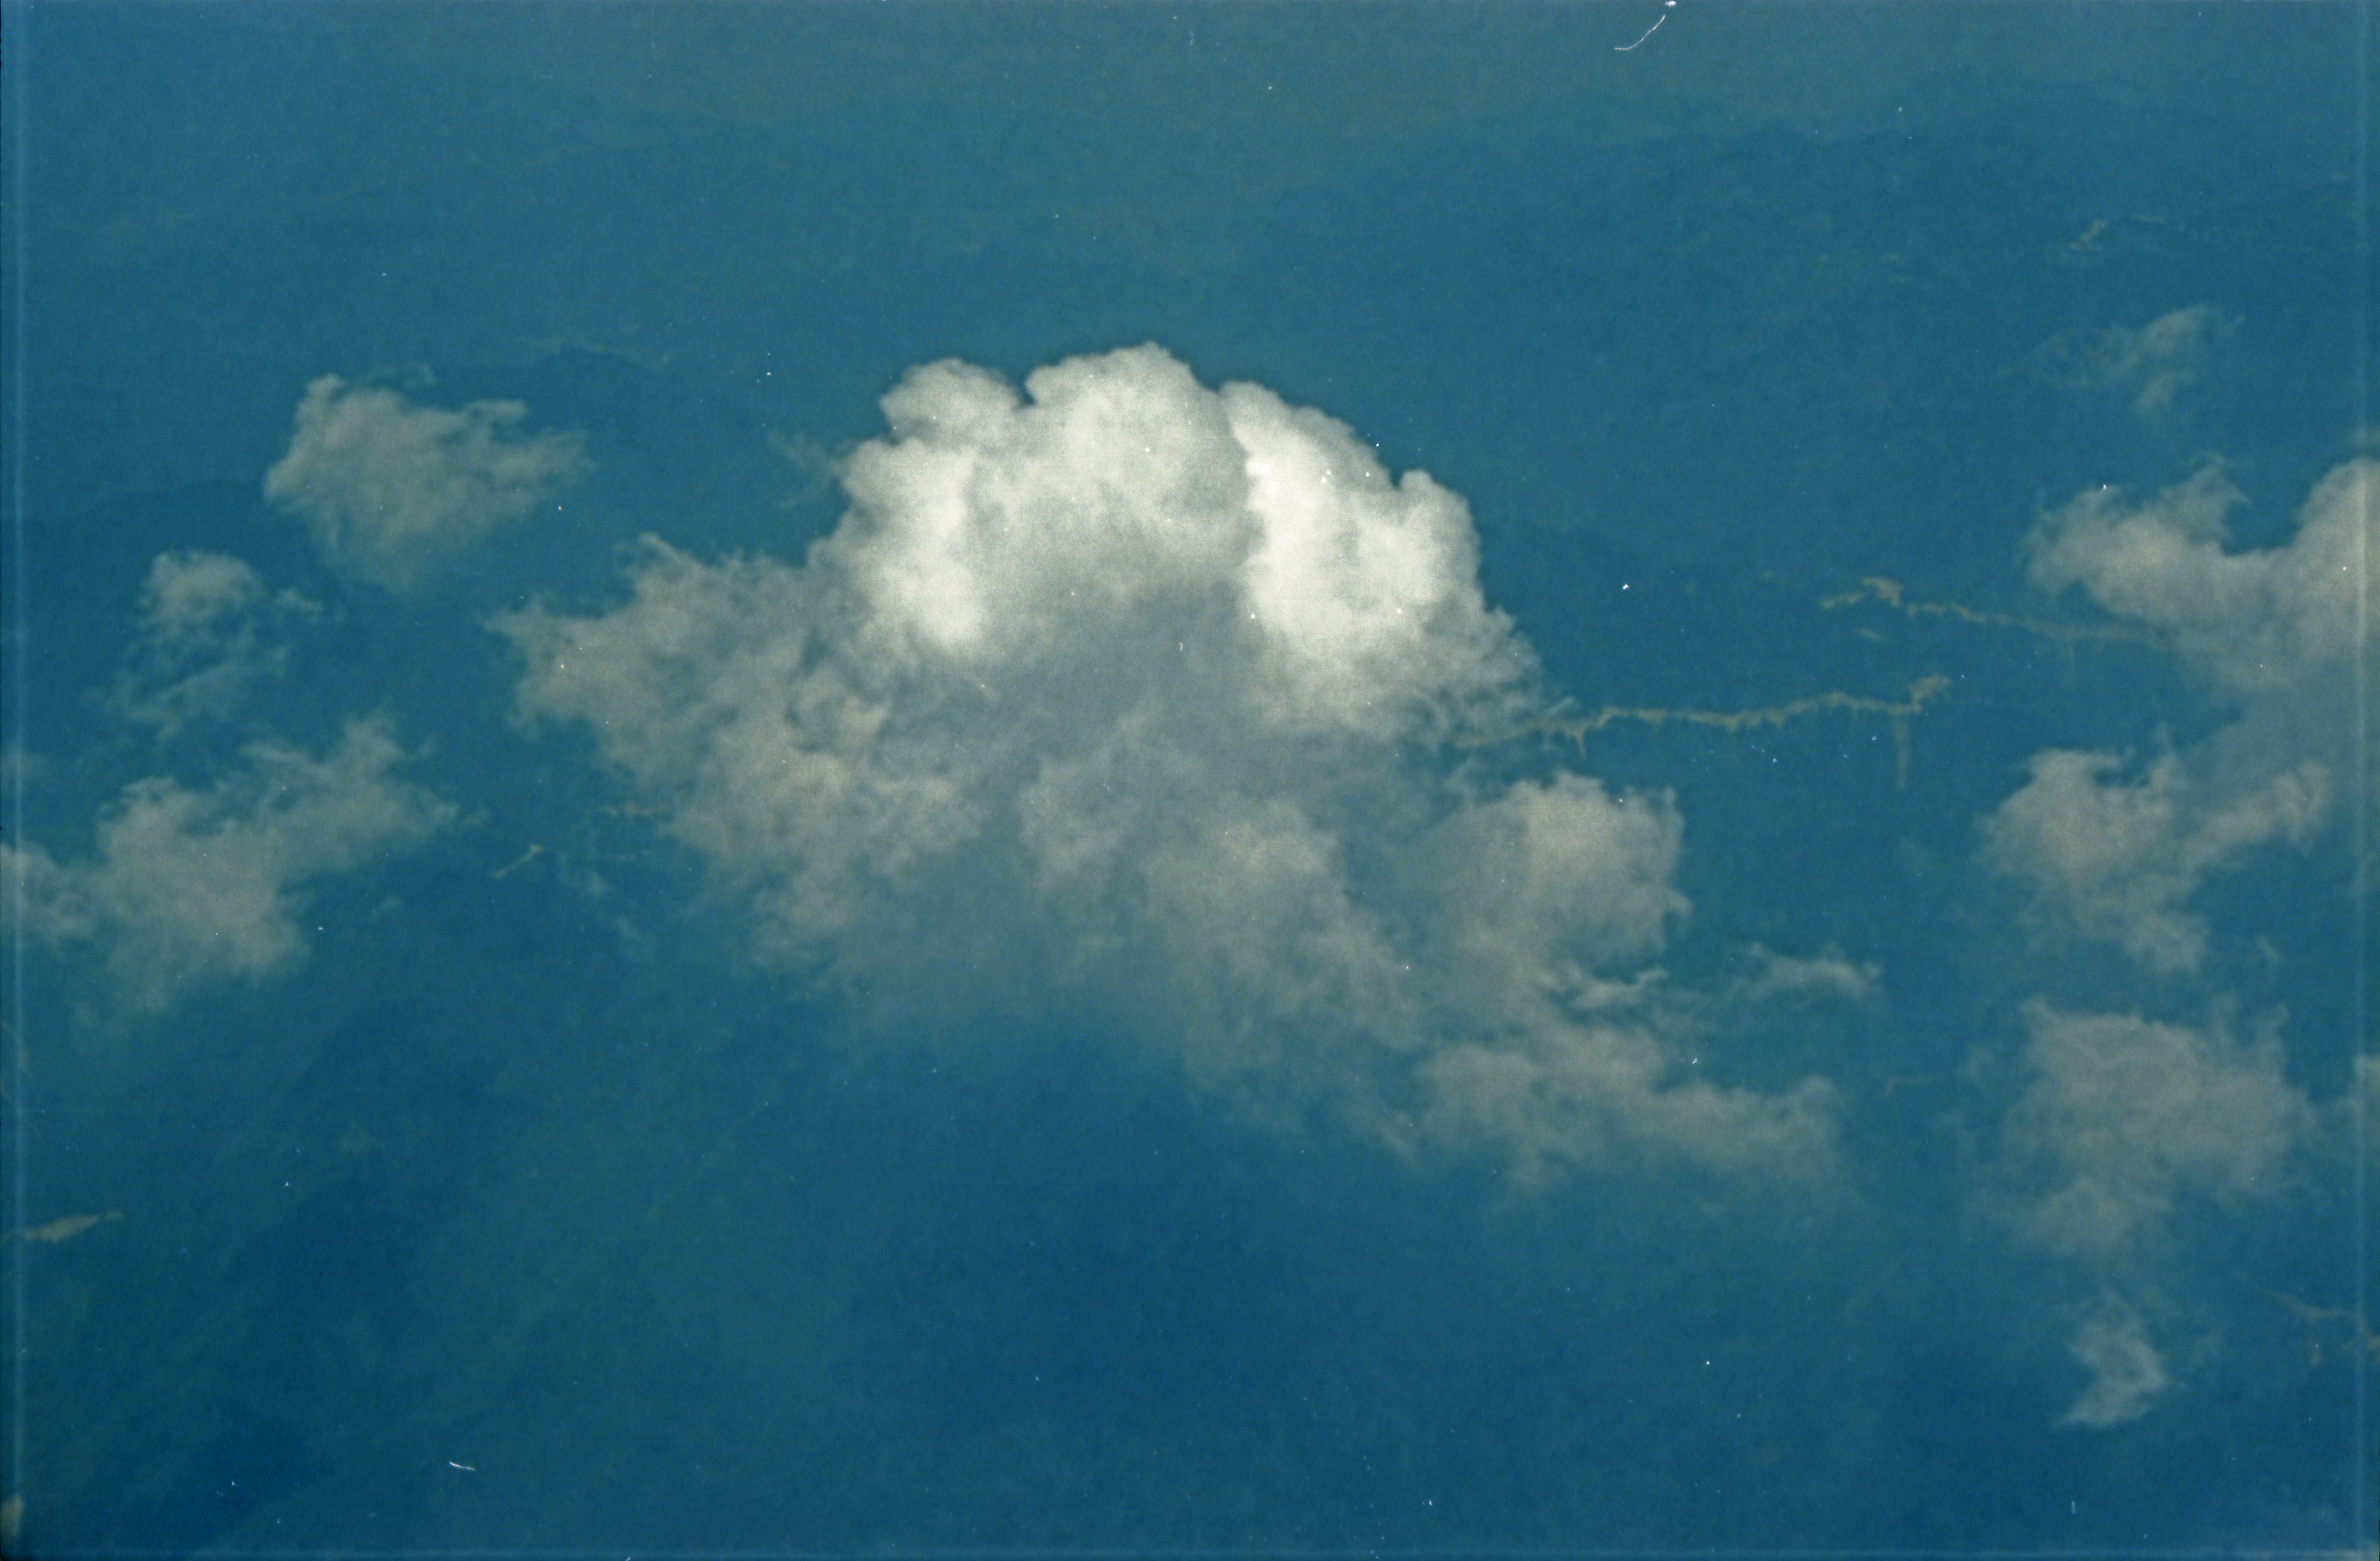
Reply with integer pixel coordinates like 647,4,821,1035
264,375,591,590
498,344,1839,1179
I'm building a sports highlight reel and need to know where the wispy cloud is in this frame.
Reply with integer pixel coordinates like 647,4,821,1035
2058,1301,2172,1428
2075,303,2236,419
105,551,318,739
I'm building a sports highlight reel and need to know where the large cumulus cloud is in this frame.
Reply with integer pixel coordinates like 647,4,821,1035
498,345,1838,1178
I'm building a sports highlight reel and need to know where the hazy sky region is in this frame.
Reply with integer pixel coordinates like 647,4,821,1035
3,4,2374,1554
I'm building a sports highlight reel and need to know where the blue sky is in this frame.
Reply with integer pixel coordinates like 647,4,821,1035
4,4,2374,1554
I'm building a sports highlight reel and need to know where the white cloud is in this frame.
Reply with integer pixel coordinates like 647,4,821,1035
107,551,318,738
6,720,453,1013
815,347,1533,739
499,344,1835,1179
1989,457,2372,974
263,375,590,589
2027,458,2373,699
1979,452,2364,1429
1984,747,2328,975
140,548,266,634
1419,1018,1839,1185
2059,1301,2172,1428
2000,1001,2309,1259
1429,774,1688,991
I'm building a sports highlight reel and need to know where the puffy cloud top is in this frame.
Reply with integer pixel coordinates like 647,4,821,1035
500,345,1835,1178
264,376,591,589
819,345,1531,738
